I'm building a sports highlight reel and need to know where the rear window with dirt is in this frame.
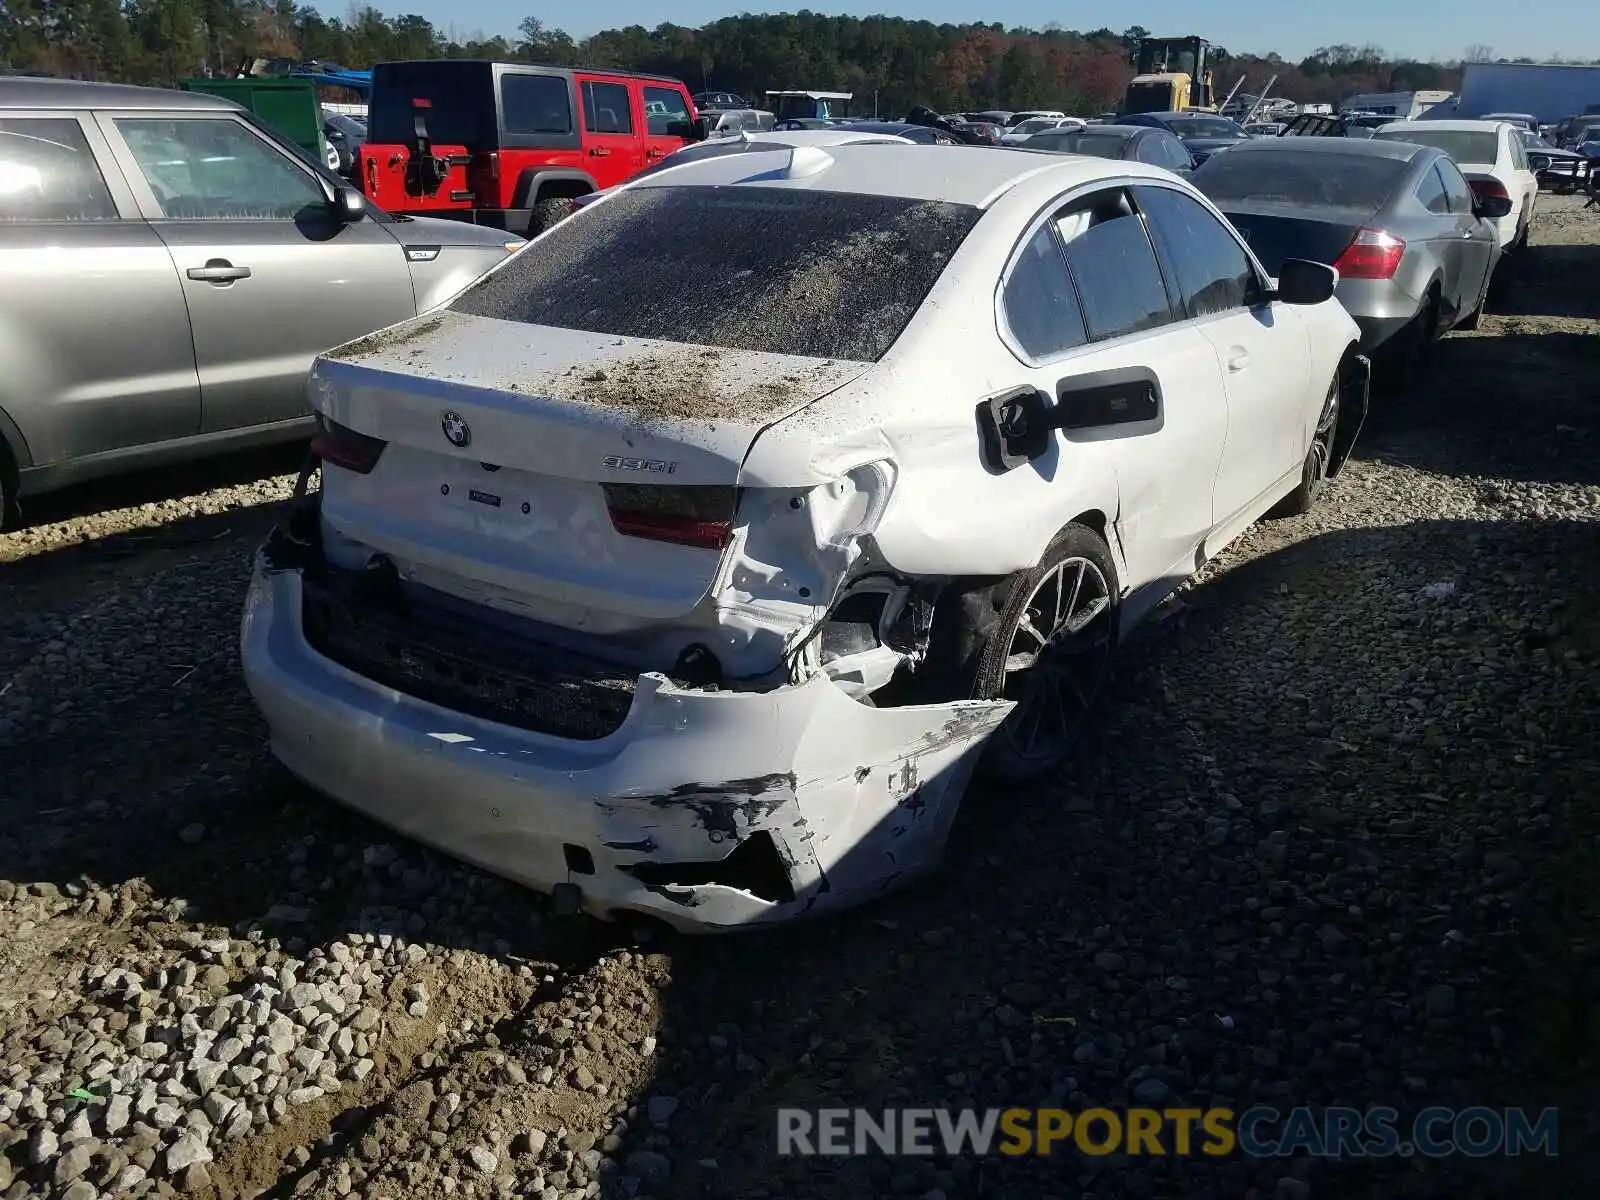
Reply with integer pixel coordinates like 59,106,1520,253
448,185,982,362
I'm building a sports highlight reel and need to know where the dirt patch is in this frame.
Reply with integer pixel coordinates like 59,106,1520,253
331,314,450,363
526,346,849,428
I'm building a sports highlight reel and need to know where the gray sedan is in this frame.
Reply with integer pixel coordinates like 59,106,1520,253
1190,138,1508,381
0,78,522,523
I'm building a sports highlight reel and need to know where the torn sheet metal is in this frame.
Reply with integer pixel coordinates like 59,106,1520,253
242,557,1012,932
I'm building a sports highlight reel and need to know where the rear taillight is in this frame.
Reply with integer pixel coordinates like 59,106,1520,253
470,150,499,181
1332,228,1405,280
602,484,737,550
1469,177,1510,201
310,414,386,475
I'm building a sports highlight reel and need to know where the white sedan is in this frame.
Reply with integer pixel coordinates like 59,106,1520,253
1000,115,1087,145
241,145,1368,931
1373,119,1540,253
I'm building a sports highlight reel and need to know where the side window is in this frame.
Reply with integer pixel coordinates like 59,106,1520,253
642,86,689,136
581,81,634,135
502,75,573,135
1134,136,1166,166
1510,137,1527,170
0,116,117,221
115,117,324,219
1000,224,1087,360
1135,185,1259,318
1415,166,1451,214
1437,160,1474,214
1157,134,1191,170
1056,190,1176,342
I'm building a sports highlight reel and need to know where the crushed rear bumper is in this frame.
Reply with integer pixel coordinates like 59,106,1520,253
239,514,1011,932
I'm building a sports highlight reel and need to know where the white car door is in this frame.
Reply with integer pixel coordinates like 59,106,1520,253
1502,129,1539,233
1134,182,1312,530
996,184,1230,598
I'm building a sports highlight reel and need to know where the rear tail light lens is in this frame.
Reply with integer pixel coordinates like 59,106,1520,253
310,414,386,475
1332,228,1405,280
603,484,737,550
1469,177,1510,200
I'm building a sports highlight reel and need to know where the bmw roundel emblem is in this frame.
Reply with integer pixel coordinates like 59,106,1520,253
441,410,470,448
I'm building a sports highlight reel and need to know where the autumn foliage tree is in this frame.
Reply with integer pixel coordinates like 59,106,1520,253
5,6,1586,112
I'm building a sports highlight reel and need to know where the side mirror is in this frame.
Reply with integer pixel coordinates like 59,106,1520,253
1276,258,1338,305
332,185,366,222
667,117,711,143
1527,153,1551,171
1474,193,1513,220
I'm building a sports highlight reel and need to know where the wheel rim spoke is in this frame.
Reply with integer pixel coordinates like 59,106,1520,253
999,554,1113,763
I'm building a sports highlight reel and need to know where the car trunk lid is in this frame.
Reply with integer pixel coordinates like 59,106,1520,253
1217,203,1371,274
309,309,868,620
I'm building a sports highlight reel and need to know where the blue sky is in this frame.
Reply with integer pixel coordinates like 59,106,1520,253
317,1,1596,65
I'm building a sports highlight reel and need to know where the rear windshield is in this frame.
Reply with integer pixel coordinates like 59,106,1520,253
1193,149,1410,209
1028,132,1129,157
449,185,980,362
1373,129,1498,164
1166,116,1243,138
369,62,496,147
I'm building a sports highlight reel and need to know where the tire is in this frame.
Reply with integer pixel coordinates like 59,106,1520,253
530,197,576,236
0,457,17,533
1382,290,1438,397
925,524,1121,786
1268,375,1339,518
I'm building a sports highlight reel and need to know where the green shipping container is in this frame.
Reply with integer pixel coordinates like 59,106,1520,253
178,76,330,168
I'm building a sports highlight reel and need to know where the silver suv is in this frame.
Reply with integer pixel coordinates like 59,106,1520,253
0,77,523,523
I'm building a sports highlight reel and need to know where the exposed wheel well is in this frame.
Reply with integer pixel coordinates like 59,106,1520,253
534,177,594,204
1070,508,1109,545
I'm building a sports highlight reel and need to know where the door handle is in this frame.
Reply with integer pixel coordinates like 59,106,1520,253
187,260,251,284
1226,348,1250,372
646,148,666,160
589,147,610,157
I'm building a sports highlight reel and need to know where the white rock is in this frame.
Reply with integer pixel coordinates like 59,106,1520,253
192,1063,226,1096
466,1145,498,1175
112,1165,147,1191
288,1086,324,1106
166,1130,212,1172
103,1093,131,1135
212,1037,245,1065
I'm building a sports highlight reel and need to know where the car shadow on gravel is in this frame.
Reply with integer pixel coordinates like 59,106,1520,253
640,515,1600,1200
7,441,306,533
1363,330,1600,487
1491,240,1600,321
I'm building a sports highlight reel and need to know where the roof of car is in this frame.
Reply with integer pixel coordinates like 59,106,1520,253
0,75,235,110
1225,136,1427,161
1378,119,1509,132
1049,124,1147,137
627,142,1179,208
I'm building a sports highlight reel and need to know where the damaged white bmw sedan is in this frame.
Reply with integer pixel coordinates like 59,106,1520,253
241,144,1369,931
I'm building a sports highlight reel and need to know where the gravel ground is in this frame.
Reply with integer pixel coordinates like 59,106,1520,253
0,196,1596,1200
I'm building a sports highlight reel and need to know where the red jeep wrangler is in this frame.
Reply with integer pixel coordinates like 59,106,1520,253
358,60,700,236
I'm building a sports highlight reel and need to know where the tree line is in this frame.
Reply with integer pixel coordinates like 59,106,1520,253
3,4,1597,114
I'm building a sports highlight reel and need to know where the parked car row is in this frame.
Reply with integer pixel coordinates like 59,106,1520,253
4,65,1524,936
